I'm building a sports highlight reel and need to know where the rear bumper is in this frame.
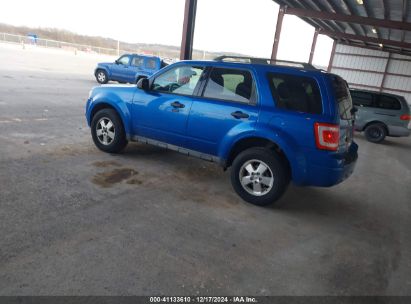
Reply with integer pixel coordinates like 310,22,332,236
294,142,358,187
388,125,410,137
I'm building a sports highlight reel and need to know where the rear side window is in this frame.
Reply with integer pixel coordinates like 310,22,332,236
350,91,373,107
131,57,144,67
145,59,157,69
376,95,401,110
331,75,353,120
203,68,256,104
267,73,322,114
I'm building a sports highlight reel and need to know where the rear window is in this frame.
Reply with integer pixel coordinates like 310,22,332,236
331,75,353,120
145,59,157,69
267,73,322,114
376,95,401,110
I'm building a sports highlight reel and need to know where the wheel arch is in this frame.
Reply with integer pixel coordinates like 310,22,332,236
363,120,388,133
88,101,131,136
135,74,148,83
224,136,291,176
95,67,110,77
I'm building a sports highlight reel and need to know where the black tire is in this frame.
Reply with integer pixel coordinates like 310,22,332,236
135,76,146,84
364,123,387,143
91,109,128,153
230,147,290,206
95,69,108,84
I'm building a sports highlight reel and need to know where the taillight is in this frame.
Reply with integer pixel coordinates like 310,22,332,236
314,122,340,151
400,114,411,121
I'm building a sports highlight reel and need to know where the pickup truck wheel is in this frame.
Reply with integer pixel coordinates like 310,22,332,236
135,76,146,84
95,70,108,84
231,147,290,206
91,109,127,153
364,123,386,143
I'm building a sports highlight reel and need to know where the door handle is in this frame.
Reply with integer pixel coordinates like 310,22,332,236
231,111,249,119
171,101,185,108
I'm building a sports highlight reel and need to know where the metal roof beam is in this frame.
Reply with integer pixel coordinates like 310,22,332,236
284,7,411,31
320,30,411,50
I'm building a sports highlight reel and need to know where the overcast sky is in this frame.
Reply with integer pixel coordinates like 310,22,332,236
0,0,334,66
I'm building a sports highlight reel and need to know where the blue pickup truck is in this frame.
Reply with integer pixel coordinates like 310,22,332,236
86,56,358,206
94,54,168,84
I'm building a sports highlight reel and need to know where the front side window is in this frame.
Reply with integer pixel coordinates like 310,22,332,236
152,65,204,96
203,68,255,104
117,55,130,65
350,91,374,107
267,73,322,115
145,59,157,69
131,57,144,67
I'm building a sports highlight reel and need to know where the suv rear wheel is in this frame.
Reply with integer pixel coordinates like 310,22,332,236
364,123,386,143
230,147,290,206
91,109,128,153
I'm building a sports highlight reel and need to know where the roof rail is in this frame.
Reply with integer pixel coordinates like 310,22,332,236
214,55,317,70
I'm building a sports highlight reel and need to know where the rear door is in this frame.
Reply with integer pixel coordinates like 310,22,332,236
185,66,259,156
266,71,325,150
129,56,144,82
144,57,160,76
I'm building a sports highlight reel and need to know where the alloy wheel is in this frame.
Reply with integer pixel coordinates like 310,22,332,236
96,117,115,145
239,159,274,196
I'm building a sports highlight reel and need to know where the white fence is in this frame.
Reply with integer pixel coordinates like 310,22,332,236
0,32,121,56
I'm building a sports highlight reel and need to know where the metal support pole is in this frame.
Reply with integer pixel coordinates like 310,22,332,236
180,0,197,60
327,40,337,72
271,6,285,60
309,28,319,64
380,52,391,92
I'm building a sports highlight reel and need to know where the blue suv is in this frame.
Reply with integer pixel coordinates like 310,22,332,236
94,54,168,84
86,56,358,206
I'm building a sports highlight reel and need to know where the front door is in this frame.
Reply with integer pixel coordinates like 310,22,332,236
132,64,205,146
111,55,131,82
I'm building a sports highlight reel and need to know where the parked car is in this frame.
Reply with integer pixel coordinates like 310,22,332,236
350,89,411,143
85,56,358,206
94,54,168,84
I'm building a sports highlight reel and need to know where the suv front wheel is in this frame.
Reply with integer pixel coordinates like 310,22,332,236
95,69,108,84
230,147,290,206
91,109,128,153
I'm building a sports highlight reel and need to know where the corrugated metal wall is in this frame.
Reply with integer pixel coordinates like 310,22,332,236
330,44,411,105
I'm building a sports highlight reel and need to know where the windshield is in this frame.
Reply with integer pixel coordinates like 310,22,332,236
331,75,353,120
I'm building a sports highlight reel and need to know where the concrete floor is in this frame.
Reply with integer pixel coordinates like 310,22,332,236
0,44,411,296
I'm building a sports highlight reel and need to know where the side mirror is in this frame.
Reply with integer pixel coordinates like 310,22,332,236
351,106,358,114
137,78,150,90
